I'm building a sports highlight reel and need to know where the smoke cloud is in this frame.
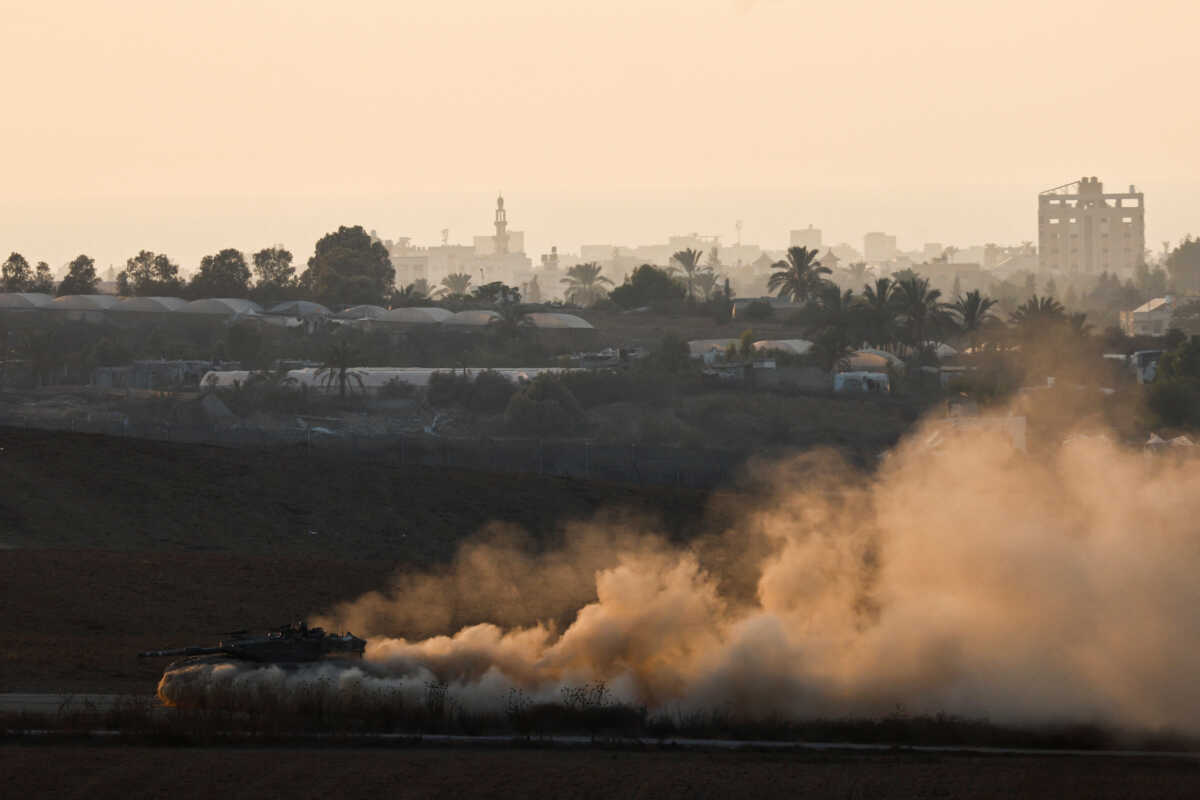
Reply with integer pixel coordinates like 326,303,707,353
161,415,1200,731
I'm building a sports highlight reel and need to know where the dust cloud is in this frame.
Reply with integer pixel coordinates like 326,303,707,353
163,417,1200,731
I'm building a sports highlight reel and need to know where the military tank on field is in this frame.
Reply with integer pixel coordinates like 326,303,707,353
139,621,366,668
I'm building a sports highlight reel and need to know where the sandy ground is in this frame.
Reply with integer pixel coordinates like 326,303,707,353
4,745,1200,799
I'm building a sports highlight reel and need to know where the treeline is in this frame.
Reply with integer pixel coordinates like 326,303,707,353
0,225,396,308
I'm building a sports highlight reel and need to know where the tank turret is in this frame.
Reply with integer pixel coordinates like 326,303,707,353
139,621,366,665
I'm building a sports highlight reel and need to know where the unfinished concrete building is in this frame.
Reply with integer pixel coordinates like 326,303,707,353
1038,177,1144,275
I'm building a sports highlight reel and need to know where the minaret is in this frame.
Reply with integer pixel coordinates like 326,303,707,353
493,193,509,256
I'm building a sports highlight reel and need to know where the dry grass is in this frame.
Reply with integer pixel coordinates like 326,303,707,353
5,743,1200,800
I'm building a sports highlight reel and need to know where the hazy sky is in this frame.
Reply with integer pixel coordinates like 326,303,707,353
3,0,1197,273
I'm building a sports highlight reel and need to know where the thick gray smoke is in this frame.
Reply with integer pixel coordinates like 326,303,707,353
161,418,1200,731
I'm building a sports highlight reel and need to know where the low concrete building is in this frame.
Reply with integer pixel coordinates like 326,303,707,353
1120,297,1174,336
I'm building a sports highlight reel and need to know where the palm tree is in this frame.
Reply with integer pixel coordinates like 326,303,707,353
438,273,473,298
805,284,861,371
560,262,612,307
842,261,870,287
393,280,430,306
861,277,898,350
767,246,831,305
950,289,998,351
671,248,705,301
892,275,951,358
693,269,720,302
1010,294,1066,329
316,341,363,401
490,302,533,342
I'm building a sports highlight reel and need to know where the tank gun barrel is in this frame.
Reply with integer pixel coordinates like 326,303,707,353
138,646,226,659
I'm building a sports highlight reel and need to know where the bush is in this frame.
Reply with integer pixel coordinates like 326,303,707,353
738,300,774,321
427,369,517,412
504,374,584,435
427,370,472,407
1147,378,1200,428
467,369,517,412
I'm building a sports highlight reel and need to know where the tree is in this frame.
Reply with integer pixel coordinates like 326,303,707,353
316,341,364,401
1170,301,1200,337
503,374,584,435
57,255,99,296
301,225,395,306
892,274,951,357
560,262,612,307
1,252,32,292
489,301,533,342
1134,260,1168,298
951,289,998,351
392,280,430,306
252,247,296,289
767,246,831,304
609,264,686,309
1147,336,1200,428
671,248,705,302
117,250,185,296
861,277,898,350
654,333,692,374
472,281,521,306
524,275,542,304
189,248,251,298
30,262,55,294
1159,336,1200,382
845,262,870,287
804,284,861,371
693,269,720,302
705,245,722,272
439,272,473,298
1010,294,1066,330
1166,236,1200,294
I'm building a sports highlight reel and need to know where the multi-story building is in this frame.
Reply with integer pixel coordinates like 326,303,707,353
789,225,822,251
863,232,898,264
1038,177,1144,275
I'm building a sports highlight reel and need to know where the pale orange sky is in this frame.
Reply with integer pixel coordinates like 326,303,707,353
2,0,1197,272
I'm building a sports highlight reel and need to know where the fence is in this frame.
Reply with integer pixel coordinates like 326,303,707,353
0,412,753,489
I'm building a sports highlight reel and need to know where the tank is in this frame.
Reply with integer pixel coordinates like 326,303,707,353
139,620,366,666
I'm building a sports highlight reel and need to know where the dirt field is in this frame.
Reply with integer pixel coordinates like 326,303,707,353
0,427,718,694
4,745,1199,799
0,549,398,693
0,427,712,558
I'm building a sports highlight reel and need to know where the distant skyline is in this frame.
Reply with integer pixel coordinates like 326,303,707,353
3,0,1197,272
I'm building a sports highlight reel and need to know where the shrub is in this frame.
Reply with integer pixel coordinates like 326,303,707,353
504,374,584,435
1147,378,1200,428
427,370,472,407
467,369,517,412
427,369,516,412
738,300,774,321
